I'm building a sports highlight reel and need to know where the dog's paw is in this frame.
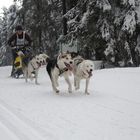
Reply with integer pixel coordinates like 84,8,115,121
85,92,90,95
56,90,60,94
30,77,34,81
75,87,79,90
68,90,72,93
35,82,40,85
68,87,72,93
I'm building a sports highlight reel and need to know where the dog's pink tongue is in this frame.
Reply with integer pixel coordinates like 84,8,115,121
88,71,92,77
37,62,41,67
65,63,73,71
68,66,73,71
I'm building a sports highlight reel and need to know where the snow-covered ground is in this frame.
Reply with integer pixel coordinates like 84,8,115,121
0,66,140,140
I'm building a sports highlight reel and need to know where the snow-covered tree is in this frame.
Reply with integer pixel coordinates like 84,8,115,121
0,4,20,66
0,0,140,67
60,0,140,66
20,0,62,55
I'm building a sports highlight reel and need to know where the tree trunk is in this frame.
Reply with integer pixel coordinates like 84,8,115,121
62,0,67,35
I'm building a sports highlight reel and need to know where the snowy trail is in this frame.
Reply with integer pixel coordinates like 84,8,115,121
0,98,58,140
0,120,19,140
0,99,46,140
0,66,140,140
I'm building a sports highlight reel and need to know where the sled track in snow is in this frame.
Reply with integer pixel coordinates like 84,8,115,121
0,98,51,140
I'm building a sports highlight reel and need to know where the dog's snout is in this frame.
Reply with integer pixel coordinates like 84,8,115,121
90,69,93,72
70,61,73,64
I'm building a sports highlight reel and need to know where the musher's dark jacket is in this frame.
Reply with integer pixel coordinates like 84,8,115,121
8,32,32,48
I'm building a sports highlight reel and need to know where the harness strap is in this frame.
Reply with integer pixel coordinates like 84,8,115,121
76,61,82,66
11,46,24,50
75,58,84,66
16,31,25,46
56,64,68,75
30,61,37,71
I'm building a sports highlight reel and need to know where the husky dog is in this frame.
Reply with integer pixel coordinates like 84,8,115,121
38,53,50,66
46,52,73,94
18,51,49,84
73,55,94,95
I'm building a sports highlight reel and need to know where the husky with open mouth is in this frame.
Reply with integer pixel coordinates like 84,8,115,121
73,55,94,95
18,51,49,84
46,52,73,94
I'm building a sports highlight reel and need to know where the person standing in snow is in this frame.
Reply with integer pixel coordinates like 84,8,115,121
8,25,32,77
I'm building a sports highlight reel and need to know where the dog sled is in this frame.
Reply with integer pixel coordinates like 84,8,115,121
11,55,23,78
11,46,33,78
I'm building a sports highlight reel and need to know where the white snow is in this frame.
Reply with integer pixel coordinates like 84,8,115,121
136,2,140,24
0,66,140,140
122,10,136,35
103,1,111,11
96,0,111,11
101,20,110,40
128,0,135,6
122,0,135,6
81,9,89,27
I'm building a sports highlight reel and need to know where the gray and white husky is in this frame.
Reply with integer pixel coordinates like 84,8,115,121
46,52,73,94
18,51,49,84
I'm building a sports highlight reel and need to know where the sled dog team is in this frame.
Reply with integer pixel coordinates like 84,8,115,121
17,51,94,95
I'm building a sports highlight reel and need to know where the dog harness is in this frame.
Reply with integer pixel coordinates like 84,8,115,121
30,61,41,71
74,58,84,66
56,64,68,75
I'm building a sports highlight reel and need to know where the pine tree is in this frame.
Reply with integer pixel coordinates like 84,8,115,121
0,0,140,67
0,4,20,65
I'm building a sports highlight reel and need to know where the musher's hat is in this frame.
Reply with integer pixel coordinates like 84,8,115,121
15,25,23,31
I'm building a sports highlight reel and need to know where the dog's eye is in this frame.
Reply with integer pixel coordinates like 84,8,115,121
91,65,93,67
66,57,68,60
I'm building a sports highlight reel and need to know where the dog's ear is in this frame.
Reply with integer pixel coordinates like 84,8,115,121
58,53,65,59
45,54,50,59
57,53,62,60
61,54,67,58
42,54,49,59
46,57,50,62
